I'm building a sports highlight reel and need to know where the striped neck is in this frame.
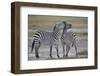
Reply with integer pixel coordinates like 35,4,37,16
62,28,68,37
53,28,61,40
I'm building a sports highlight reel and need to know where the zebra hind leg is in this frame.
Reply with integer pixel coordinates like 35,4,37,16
65,45,70,57
73,41,78,57
74,44,78,57
35,42,41,58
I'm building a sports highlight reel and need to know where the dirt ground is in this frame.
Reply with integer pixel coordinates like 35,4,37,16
28,37,88,60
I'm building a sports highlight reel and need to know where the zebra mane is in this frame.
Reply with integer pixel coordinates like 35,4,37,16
53,24,57,31
62,21,67,25
62,21,67,34
53,21,66,31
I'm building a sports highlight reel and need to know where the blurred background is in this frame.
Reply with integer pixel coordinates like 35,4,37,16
28,15,88,60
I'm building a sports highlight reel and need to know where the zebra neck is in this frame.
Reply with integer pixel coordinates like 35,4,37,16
53,30,63,40
52,31,60,38
62,30,68,37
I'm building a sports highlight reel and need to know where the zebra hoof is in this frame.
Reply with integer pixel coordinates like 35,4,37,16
50,56,53,59
57,55,60,58
36,55,39,58
63,55,66,58
65,54,68,57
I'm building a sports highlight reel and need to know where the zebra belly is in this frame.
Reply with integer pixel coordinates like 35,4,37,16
40,40,51,45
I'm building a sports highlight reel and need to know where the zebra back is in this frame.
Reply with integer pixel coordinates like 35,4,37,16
32,21,66,46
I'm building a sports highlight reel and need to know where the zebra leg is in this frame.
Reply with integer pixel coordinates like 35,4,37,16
35,42,41,58
50,45,53,58
65,45,70,57
55,45,60,58
62,44,66,57
74,44,78,56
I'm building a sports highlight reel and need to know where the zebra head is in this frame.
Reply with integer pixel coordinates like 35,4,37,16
53,21,67,31
63,22,72,32
61,22,72,36
63,21,72,29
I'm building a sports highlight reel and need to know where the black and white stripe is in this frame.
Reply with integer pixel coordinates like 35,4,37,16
31,21,66,58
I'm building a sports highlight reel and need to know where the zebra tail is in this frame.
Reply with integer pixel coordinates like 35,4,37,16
31,40,35,53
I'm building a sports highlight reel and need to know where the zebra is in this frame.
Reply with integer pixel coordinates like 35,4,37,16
31,21,71,58
61,23,78,57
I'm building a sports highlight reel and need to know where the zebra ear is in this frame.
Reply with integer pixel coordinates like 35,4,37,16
62,21,67,25
63,23,67,30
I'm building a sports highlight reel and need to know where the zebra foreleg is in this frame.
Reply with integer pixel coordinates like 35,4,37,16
65,45,70,57
50,45,53,58
55,45,60,58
